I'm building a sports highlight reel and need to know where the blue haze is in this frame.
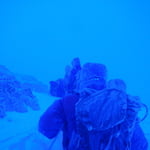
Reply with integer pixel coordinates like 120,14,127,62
0,0,150,148
1,0,150,102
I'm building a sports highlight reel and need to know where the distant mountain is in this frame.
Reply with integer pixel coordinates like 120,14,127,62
0,65,16,80
15,74,49,94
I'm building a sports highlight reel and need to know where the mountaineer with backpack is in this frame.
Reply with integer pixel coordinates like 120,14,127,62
38,62,148,150
74,79,148,150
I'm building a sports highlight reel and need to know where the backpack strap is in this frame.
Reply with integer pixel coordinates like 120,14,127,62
138,103,149,122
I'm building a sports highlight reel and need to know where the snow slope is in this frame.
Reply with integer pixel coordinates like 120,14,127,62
0,93,63,150
0,92,149,150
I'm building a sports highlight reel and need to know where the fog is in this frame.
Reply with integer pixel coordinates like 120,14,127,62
0,0,150,148
1,0,150,103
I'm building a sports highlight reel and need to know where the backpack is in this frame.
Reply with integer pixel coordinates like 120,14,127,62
76,88,128,131
70,79,148,150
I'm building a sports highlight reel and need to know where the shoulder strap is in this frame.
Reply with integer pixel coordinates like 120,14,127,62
138,103,149,122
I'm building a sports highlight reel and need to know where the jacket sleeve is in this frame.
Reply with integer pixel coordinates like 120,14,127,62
38,99,65,139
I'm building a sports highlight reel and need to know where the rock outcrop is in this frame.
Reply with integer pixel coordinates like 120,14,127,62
0,65,40,118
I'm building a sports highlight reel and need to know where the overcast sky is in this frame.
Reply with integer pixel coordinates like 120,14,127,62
0,0,150,103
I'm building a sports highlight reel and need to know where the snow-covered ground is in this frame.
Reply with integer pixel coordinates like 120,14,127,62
0,93,149,150
0,93,63,150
